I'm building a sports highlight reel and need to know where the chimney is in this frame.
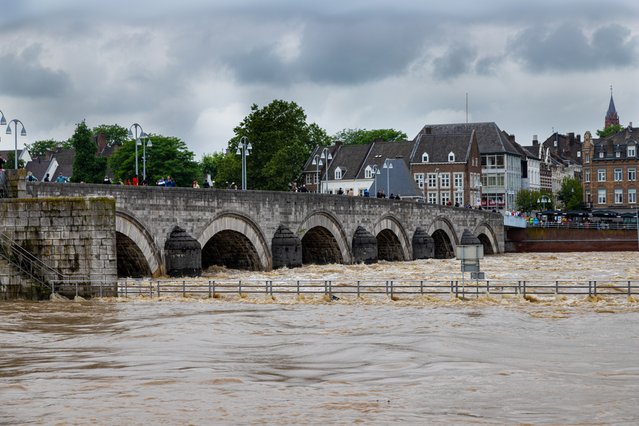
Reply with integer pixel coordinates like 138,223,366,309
532,134,538,147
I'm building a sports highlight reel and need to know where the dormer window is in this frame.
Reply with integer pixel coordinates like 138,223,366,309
364,165,373,179
335,167,343,180
422,152,429,163
599,151,604,158
448,151,455,162
628,146,636,157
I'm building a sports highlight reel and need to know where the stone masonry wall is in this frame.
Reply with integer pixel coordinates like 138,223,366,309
0,196,117,298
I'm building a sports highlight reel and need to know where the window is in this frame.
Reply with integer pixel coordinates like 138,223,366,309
414,173,424,189
599,152,604,158
364,166,372,179
427,173,437,188
629,189,637,204
454,190,463,206
614,168,623,182
454,172,464,189
448,151,455,162
334,167,343,180
616,151,621,158
629,146,636,157
598,169,606,182
427,192,438,204
585,154,590,163
440,191,450,205
481,155,505,169
597,189,606,204
585,169,590,183
422,152,429,162
440,173,450,188
628,168,636,182
614,189,623,204
306,174,313,185
577,151,581,158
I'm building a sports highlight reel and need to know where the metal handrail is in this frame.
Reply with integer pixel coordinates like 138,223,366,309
0,231,71,294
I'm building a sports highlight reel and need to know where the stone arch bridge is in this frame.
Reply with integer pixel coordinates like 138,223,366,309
26,183,504,277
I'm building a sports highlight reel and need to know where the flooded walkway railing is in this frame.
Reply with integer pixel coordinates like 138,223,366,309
114,278,639,300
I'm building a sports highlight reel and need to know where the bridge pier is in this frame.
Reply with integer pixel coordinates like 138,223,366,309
352,226,378,264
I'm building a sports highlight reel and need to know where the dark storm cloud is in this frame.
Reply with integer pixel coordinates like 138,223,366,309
509,24,638,72
431,43,478,80
0,45,71,97
225,17,430,85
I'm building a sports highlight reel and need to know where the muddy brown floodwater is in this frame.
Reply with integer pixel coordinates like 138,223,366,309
1,252,639,424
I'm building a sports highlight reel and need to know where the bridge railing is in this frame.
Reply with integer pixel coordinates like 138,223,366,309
114,278,639,300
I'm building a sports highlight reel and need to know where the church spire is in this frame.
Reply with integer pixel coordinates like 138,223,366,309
605,85,619,129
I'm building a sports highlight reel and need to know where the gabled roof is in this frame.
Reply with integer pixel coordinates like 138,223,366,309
372,158,423,198
326,143,372,180
411,131,474,163
356,140,413,179
25,156,52,180
414,122,521,156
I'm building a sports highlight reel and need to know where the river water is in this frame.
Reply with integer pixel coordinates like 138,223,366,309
2,252,639,425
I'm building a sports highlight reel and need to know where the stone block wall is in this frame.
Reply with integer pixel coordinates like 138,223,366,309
0,196,117,299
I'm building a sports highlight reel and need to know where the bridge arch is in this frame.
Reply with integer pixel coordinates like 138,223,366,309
474,222,499,255
297,210,351,264
116,210,162,277
426,216,458,259
198,212,271,271
373,215,411,261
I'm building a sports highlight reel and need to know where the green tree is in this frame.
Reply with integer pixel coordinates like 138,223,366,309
516,189,554,212
25,139,72,157
333,128,407,145
5,151,25,169
92,124,129,146
71,121,106,183
596,123,623,138
218,99,329,191
108,134,199,186
558,177,582,211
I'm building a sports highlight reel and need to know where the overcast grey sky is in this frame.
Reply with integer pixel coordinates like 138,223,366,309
0,0,637,158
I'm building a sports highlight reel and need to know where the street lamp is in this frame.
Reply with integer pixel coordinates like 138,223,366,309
311,154,323,193
128,123,148,182
372,164,381,196
320,147,332,194
383,159,393,197
236,136,252,191
537,195,550,210
140,137,152,183
5,119,27,169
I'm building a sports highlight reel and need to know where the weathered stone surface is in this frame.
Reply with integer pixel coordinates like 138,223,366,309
412,227,435,259
0,196,117,299
352,226,378,264
272,225,302,269
24,182,505,275
164,226,202,277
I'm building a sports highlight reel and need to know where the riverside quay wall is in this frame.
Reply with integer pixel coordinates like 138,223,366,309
506,227,639,252
0,196,117,299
